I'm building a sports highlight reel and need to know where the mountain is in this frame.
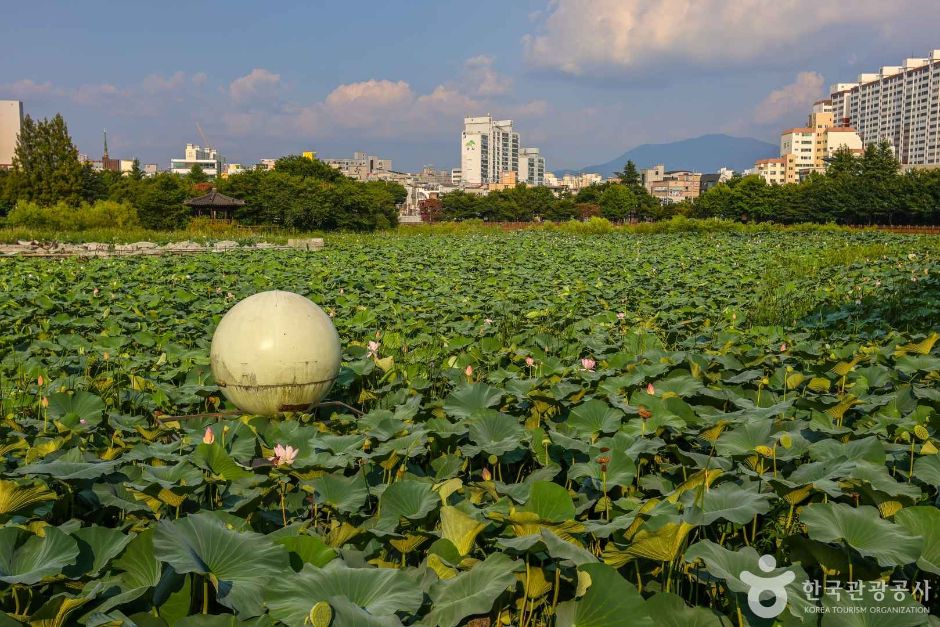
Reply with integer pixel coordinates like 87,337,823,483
560,134,778,177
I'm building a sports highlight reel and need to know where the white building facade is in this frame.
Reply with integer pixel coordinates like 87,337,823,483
461,116,518,186
518,147,546,186
830,50,940,165
0,100,23,169
170,144,223,177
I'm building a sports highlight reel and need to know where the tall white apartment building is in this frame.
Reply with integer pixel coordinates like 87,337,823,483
0,100,24,169
830,50,940,165
461,116,518,185
518,147,546,186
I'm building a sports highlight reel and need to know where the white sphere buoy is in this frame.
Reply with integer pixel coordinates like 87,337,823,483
210,290,341,416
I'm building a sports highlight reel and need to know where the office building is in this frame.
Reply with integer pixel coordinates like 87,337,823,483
170,144,223,177
830,50,940,164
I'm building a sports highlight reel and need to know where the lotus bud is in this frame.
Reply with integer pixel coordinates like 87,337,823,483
203,427,215,444
481,467,492,481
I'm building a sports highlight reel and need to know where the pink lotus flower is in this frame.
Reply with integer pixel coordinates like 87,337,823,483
617,312,626,320
780,343,788,352
484,318,493,324
646,383,655,395
203,426,215,444
481,467,492,481
525,357,535,367
37,375,44,386
581,358,596,371
465,365,474,377
92,288,99,297
268,443,298,467
367,341,380,357
79,418,88,425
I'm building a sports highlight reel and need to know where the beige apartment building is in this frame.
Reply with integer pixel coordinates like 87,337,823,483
642,164,701,203
830,50,940,165
0,100,23,169
755,101,862,184
754,157,790,185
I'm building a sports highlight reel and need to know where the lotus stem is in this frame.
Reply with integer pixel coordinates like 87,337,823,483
635,561,643,593
203,577,209,614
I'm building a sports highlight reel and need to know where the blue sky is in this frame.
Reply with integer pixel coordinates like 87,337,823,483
3,1,938,172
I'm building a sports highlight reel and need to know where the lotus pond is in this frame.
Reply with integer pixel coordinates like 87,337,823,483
1,229,940,626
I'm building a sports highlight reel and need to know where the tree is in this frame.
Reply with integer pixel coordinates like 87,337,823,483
10,113,84,206
129,159,144,181
825,146,860,178
187,164,209,184
598,184,637,221
274,154,344,182
135,173,190,229
617,160,641,187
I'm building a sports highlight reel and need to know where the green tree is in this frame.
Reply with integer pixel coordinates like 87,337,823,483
135,173,190,229
187,164,209,184
825,146,860,178
274,154,344,182
11,113,84,206
598,184,637,221
617,160,641,187
129,159,144,181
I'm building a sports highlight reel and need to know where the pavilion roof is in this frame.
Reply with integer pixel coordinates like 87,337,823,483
183,190,246,207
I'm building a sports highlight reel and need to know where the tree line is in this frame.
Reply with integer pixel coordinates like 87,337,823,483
434,161,668,222
0,113,403,231
435,145,940,226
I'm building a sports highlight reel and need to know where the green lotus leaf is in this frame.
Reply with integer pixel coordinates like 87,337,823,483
465,410,526,456
894,506,940,575
379,479,439,521
47,391,106,422
423,553,520,627
0,526,80,585
274,534,337,571
683,540,813,622
680,481,772,525
522,480,576,522
265,561,422,625
64,525,135,578
153,512,288,617
14,459,119,480
645,592,731,627
566,399,624,436
309,472,369,514
443,383,503,418
800,503,923,567
95,529,162,614
555,563,653,627
191,443,253,481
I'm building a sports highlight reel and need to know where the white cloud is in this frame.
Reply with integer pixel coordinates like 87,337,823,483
229,68,281,104
523,0,912,78
463,55,513,96
753,71,825,124
142,71,186,92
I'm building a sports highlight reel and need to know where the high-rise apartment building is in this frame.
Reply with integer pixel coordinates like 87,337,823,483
518,147,545,186
830,50,940,165
0,100,24,169
460,116,519,185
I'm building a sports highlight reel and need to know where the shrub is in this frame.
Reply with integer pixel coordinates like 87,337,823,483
6,200,139,230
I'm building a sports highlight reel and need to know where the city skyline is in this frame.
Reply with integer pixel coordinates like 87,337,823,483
2,1,939,172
